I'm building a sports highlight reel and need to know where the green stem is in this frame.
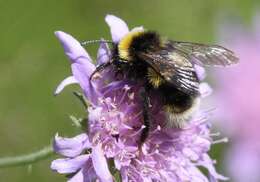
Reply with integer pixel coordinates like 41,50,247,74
73,91,89,109
0,145,54,168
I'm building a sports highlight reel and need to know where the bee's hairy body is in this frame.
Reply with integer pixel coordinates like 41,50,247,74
112,30,200,128
91,28,238,143
112,31,161,80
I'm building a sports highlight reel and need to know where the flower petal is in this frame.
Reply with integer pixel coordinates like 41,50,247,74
55,31,96,76
199,154,229,181
55,31,99,104
97,40,111,65
92,144,113,182
105,15,129,43
68,159,98,182
68,169,84,182
53,133,91,157
54,76,78,95
227,143,260,182
55,31,95,75
199,82,213,98
71,63,100,105
55,31,93,64
194,65,206,81
51,154,90,174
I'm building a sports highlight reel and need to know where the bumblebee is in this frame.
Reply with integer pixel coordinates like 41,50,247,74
90,29,238,142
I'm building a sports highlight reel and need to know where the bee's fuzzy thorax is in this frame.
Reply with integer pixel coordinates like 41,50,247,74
118,30,145,60
118,31,161,61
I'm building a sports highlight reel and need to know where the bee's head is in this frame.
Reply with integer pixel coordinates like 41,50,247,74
118,30,160,61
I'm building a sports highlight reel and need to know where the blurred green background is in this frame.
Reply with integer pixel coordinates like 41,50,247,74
0,0,258,181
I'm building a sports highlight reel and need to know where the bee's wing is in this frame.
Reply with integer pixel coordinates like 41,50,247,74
172,41,239,67
140,52,200,95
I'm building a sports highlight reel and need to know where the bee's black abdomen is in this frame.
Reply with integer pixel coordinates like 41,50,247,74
158,83,195,113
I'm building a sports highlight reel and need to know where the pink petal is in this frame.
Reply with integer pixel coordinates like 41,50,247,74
53,133,91,157
188,167,209,182
88,107,102,123
105,15,129,43
55,31,93,64
199,154,229,181
68,169,84,182
55,30,96,75
54,76,78,95
227,143,260,182
194,65,206,81
51,154,90,174
182,148,199,161
69,159,98,182
97,40,111,65
71,63,100,105
199,83,213,98
55,31,99,104
92,144,113,182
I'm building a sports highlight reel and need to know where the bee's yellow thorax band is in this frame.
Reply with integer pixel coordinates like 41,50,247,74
147,68,164,88
118,30,144,60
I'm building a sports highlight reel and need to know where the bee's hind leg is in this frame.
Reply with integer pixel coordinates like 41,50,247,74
139,88,152,145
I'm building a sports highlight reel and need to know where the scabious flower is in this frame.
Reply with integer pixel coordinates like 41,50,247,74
215,14,260,182
51,15,227,182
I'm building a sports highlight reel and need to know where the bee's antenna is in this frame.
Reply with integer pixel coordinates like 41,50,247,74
81,39,114,46
89,61,113,81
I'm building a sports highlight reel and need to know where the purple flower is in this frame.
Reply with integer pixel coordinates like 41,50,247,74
215,14,260,182
51,15,226,182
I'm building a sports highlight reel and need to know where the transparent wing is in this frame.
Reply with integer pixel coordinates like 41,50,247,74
140,52,200,96
172,41,239,67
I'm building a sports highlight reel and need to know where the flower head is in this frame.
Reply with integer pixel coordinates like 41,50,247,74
215,13,260,182
51,15,226,182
